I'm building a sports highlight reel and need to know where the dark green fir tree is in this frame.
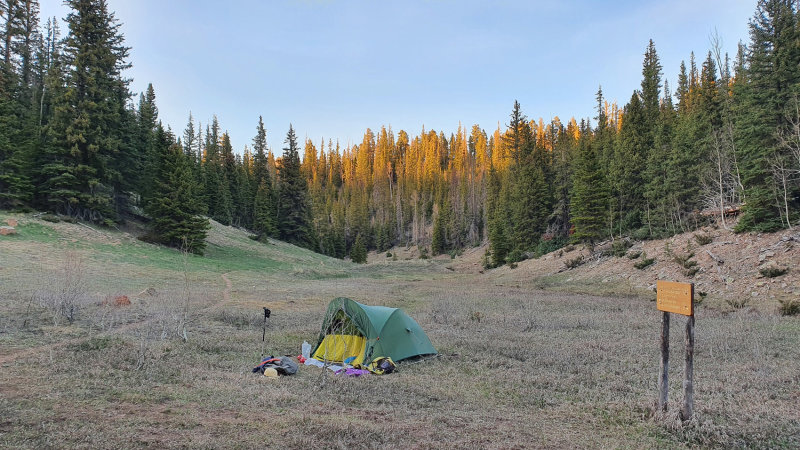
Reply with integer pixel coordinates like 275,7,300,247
350,233,367,263
276,124,315,248
144,128,209,254
571,121,608,245
38,0,131,223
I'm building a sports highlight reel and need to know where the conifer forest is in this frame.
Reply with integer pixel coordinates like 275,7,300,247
1,0,799,261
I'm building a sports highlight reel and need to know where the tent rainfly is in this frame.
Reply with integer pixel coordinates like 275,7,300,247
311,297,436,366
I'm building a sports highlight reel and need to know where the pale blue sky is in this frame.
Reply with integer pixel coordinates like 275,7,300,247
41,1,755,154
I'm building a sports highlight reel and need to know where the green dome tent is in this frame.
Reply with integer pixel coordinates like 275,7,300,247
311,297,436,365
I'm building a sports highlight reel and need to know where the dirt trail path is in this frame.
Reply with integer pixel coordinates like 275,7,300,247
0,272,234,366
220,272,232,304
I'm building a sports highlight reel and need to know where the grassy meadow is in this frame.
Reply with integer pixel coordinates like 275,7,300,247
1,213,798,448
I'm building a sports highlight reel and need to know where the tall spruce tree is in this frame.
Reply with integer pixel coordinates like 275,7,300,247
571,120,608,245
144,125,209,255
252,116,275,237
644,80,677,235
135,83,158,204
510,118,550,254
736,0,800,231
485,164,510,266
277,124,315,248
551,118,576,237
641,39,663,138
611,92,647,235
220,132,239,225
0,0,39,209
349,233,367,263
38,0,130,222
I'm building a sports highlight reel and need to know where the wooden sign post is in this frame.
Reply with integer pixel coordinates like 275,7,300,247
656,280,695,420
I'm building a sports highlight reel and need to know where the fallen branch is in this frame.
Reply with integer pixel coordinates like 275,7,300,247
706,249,724,265
78,222,108,236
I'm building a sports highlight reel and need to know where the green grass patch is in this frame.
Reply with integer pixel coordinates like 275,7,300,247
8,222,62,243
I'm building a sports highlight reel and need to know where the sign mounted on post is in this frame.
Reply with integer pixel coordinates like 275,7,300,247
655,279,696,420
657,280,694,316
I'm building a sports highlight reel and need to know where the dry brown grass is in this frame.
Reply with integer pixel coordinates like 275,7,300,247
1,212,799,448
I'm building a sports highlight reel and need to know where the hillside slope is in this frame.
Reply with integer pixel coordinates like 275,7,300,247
444,223,800,312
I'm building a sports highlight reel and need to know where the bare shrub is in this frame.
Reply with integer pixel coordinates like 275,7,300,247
93,301,124,332
148,243,196,342
35,251,88,325
726,297,750,310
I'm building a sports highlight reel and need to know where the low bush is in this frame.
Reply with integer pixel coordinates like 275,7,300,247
565,256,584,269
69,336,116,352
778,299,800,316
694,233,713,246
683,266,699,277
726,297,750,310
535,237,567,258
760,266,788,278
634,253,655,270
626,250,642,260
631,226,651,241
481,250,494,269
612,239,633,257
673,251,696,269
507,249,524,264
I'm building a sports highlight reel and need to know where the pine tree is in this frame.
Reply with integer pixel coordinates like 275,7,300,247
641,39,663,136
735,0,800,231
135,83,158,204
277,124,315,248
235,153,254,229
38,0,131,222
0,0,39,209
571,121,608,245
144,129,209,255
514,124,552,253
486,165,510,266
220,132,239,225
251,115,275,235
213,169,233,225
644,80,677,235
253,179,276,238
551,118,576,237
350,233,367,263
431,201,446,255
611,92,647,235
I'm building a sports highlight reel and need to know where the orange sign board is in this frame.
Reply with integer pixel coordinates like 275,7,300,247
657,280,694,316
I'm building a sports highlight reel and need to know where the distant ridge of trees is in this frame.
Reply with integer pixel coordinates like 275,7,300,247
0,0,797,261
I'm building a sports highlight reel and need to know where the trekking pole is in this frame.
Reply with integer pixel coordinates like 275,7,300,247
262,307,271,342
